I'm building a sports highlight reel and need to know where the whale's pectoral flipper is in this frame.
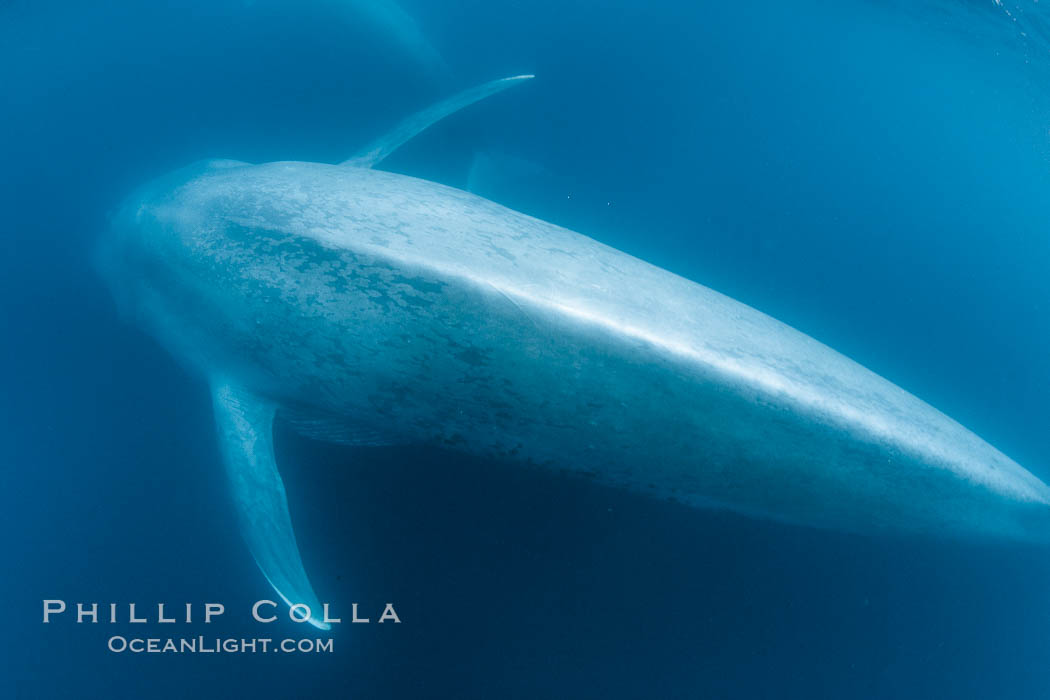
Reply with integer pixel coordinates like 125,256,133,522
211,382,330,631
341,74,535,168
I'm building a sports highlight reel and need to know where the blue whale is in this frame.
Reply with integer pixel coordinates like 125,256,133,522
98,76,1050,629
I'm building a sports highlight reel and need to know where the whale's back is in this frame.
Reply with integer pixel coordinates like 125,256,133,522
149,160,1050,541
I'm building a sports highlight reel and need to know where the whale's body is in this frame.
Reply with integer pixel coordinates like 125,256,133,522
338,0,445,75
247,0,446,75
100,77,1050,628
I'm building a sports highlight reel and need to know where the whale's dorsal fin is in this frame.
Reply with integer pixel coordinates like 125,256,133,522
341,74,534,169
211,382,330,630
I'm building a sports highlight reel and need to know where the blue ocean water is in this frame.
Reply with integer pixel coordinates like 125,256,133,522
3,0,1050,697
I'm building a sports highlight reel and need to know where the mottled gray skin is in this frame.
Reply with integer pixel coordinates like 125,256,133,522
101,158,1050,542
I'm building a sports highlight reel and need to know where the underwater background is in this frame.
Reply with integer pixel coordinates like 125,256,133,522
3,0,1050,697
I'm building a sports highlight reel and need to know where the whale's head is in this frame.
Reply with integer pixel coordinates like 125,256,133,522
95,158,252,371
